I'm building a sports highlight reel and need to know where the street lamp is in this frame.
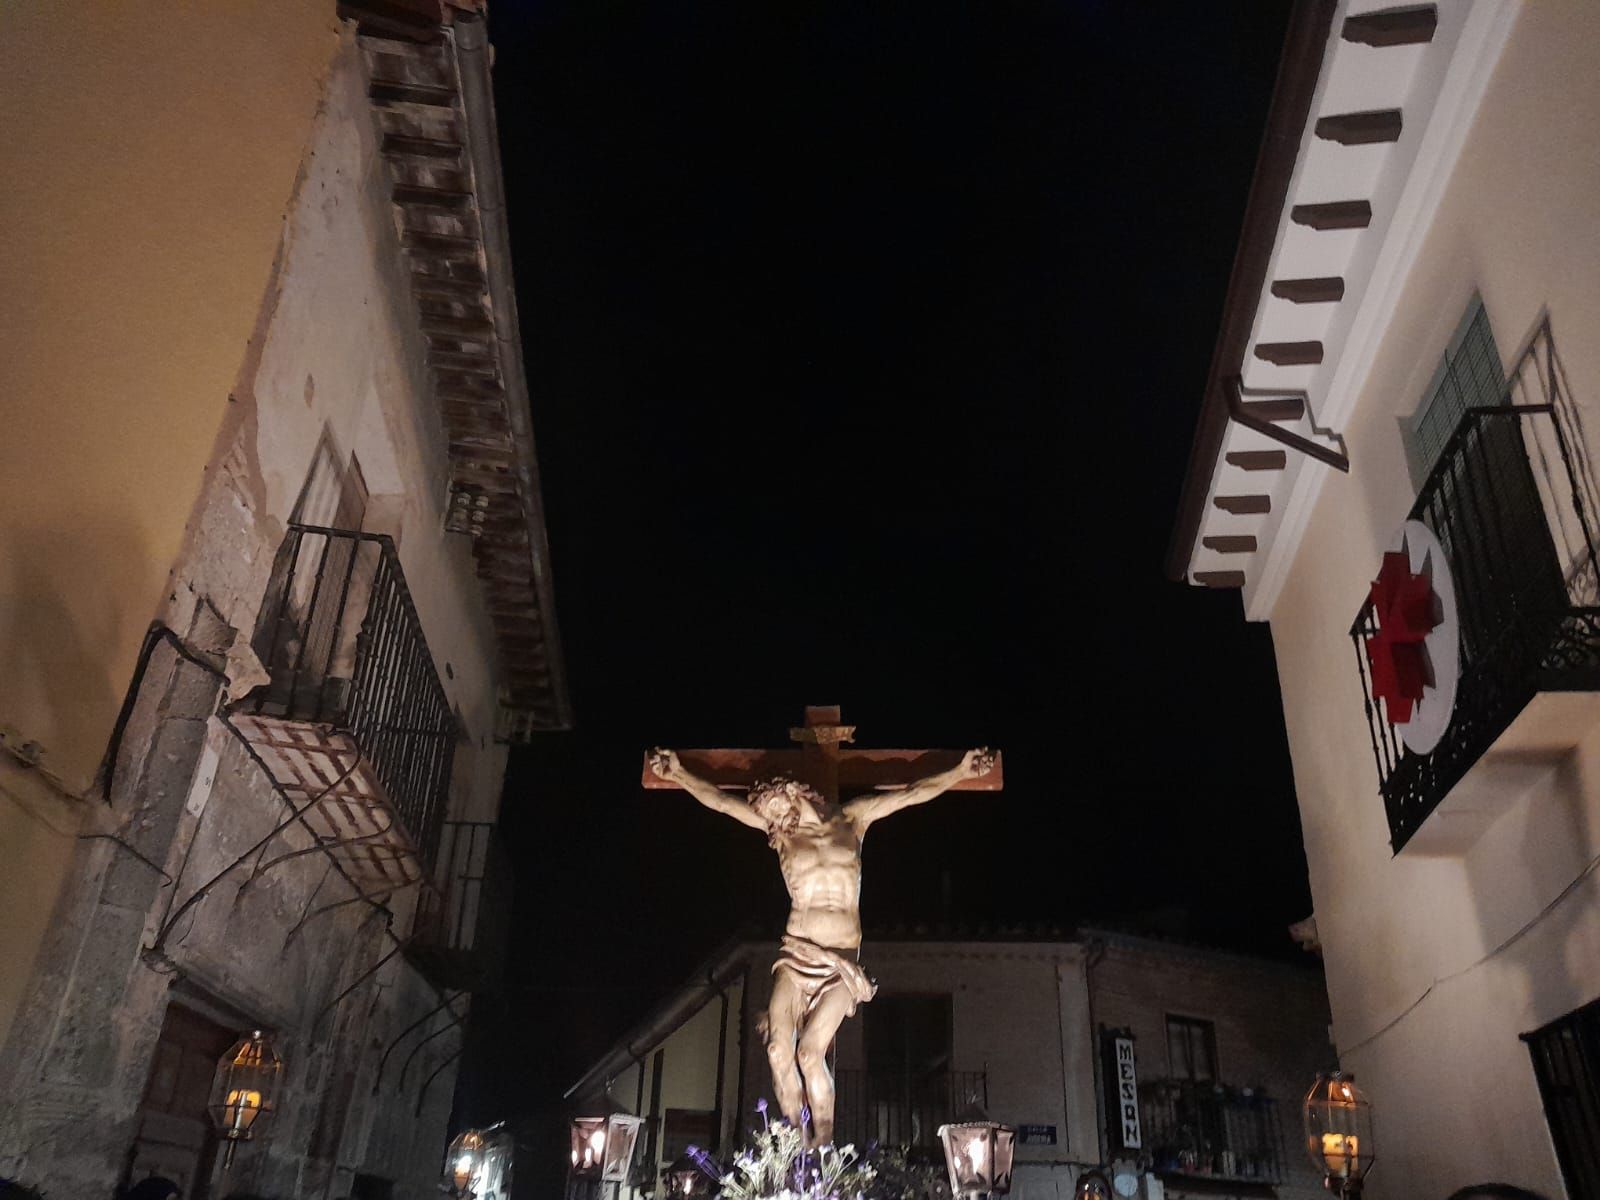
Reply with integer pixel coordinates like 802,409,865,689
570,1112,643,1183
1304,1072,1375,1196
446,1128,488,1196
938,1121,1017,1197
207,1030,282,1169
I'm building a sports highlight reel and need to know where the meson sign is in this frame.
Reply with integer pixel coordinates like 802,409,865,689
1114,1036,1142,1149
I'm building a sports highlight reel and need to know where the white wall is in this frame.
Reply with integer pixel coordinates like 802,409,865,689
1268,2,1600,1196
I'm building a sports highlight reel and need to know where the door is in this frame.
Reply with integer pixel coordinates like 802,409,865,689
125,1003,237,1199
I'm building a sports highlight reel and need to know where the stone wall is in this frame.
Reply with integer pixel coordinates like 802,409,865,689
0,28,508,1200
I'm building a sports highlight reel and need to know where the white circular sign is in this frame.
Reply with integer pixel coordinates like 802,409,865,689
1112,1173,1139,1198
1392,519,1459,755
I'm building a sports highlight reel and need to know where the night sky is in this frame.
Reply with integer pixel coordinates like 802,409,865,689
458,0,1304,1171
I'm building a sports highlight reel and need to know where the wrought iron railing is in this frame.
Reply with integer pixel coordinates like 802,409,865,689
832,1069,987,1150
242,524,457,869
1139,1079,1285,1184
409,821,510,991
1351,322,1600,851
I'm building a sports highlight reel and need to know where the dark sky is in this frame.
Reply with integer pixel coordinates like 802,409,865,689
458,0,1304,1159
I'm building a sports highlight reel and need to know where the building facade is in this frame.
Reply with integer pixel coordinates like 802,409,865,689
567,932,1333,1200
1169,1,1600,1196
0,3,566,1197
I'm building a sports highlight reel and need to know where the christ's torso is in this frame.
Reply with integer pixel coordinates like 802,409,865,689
775,814,863,951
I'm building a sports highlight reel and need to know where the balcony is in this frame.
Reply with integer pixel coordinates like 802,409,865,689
1139,1079,1285,1185
407,821,510,991
1352,324,1600,853
833,1069,987,1150
231,524,458,888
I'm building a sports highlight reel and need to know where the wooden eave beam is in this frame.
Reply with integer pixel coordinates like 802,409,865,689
1342,5,1437,48
1314,109,1403,145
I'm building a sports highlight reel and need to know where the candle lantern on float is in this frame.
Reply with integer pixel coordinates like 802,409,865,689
938,1121,1017,1197
445,1128,488,1196
569,1112,643,1183
664,1152,708,1199
207,1030,283,1168
1303,1072,1375,1196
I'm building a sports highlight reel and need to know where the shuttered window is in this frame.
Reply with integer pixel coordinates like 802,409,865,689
1402,298,1506,486
1524,995,1600,1200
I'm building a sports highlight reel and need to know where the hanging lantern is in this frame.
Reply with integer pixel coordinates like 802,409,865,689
938,1121,1016,1196
664,1152,709,1199
207,1030,283,1168
569,1112,643,1183
446,1128,488,1196
1303,1073,1375,1195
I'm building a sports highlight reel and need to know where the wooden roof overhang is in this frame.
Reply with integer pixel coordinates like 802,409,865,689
341,1,572,735
1166,2,1492,617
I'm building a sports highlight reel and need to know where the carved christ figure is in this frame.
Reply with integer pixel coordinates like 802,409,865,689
648,746,996,1146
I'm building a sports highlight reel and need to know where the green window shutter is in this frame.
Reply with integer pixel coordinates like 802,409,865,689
1403,297,1506,487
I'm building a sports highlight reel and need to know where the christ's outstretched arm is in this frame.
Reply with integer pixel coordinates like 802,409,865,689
844,748,996,830
649,748,769,833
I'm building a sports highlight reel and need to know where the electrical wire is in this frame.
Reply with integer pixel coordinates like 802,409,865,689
1340,843,1600,1058
1,775,174,883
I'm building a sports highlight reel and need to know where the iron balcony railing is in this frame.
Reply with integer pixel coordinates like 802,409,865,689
1352,322,1600,851
1139,1079,1285,1185
833,1069,987,1150
242,524,458,870
409,821,510,992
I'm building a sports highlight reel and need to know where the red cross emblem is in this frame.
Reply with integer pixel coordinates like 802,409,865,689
1364,549,1439,724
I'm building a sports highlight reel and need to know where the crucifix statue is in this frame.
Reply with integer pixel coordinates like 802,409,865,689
645,706,1002,1146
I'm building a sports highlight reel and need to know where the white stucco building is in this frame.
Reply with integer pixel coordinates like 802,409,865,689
1169,2,1600,1197
566,930,1333,1200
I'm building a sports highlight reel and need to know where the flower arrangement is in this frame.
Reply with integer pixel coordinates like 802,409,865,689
685,1102,948,1200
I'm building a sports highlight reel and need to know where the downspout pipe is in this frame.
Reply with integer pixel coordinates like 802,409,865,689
453,13,574,729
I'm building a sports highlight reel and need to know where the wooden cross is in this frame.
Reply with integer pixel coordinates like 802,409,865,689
640,705,1003,803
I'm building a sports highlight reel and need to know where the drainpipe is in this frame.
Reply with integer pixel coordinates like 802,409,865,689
452,13,573,729
712,987,730,1152
1082,937,1108,1162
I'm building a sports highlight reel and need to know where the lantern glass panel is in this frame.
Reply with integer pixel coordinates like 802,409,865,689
666,1154,706,1199
938,1122,1017,1196
602,1114,643,1183
1303,1073,1375,1182
207,1031,282,1143
571,1117,608,1178
447,1129,488,1190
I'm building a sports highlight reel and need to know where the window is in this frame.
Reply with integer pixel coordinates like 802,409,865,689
1165,1015,1217,1082
661,1109,715,1165
1524,996,1600,1200
865,994,953,1078
1402,297,1506,485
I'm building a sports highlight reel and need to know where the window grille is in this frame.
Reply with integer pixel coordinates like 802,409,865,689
1524,995,1600,1200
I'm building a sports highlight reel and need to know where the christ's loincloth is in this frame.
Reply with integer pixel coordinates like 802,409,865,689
770,935,878,1021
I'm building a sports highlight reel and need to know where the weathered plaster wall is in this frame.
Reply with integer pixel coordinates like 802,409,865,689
0,0,340,1060
1267,2,1600,1196
1,27,514,1200
0,1,339,797
166,28,507,786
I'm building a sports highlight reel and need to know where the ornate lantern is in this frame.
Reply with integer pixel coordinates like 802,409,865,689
207,1030,282,1168
446,1128,488,1196
569,1112,643,1183
938,1121,1016,1196
664,1152,708,1199
1303,1072,1375,1195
